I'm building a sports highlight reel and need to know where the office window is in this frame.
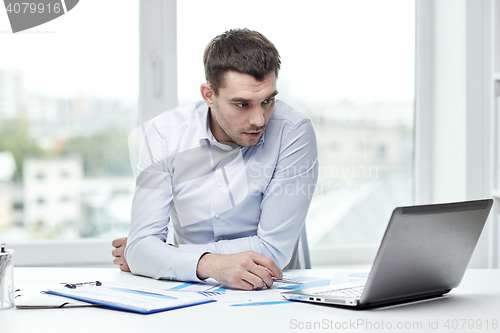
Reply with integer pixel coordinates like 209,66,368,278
178,0,415,261
0,1,139,241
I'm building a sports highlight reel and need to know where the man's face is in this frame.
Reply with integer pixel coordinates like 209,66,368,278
207,71,277,147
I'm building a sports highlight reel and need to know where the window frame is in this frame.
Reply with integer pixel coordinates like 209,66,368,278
415,0,496,268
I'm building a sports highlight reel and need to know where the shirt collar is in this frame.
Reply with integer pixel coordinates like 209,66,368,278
199,103,212,143
198,102,266,149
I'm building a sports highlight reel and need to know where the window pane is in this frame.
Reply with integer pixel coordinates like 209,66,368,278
178,0,415,247
0,1,139,241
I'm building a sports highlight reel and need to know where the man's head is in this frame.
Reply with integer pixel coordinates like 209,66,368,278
201,29,281,147
203,28,281,94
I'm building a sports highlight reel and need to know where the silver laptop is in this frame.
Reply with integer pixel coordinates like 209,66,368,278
282,199,493,309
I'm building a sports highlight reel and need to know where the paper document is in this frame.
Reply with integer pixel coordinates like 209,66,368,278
47,282,214,314
218,275,331,308
158,274,331,308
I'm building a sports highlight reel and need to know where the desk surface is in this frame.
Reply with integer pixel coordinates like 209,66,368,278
2,268,499,333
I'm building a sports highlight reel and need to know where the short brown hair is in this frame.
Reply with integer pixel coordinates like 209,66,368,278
203,28,281,94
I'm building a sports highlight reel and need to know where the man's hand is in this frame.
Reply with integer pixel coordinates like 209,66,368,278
196,251,282,290
111,237,130,272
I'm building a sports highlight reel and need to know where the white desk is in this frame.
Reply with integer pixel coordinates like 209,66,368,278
1,268,499,333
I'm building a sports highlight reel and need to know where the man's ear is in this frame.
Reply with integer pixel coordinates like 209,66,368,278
200,83,215,108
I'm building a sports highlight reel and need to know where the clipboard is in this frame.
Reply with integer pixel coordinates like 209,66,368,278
46,282,215,314
15,285,98,309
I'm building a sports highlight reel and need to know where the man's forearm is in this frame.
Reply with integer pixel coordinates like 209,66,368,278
125,235,207,282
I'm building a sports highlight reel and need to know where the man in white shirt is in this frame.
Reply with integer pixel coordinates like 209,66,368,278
112,28,318,290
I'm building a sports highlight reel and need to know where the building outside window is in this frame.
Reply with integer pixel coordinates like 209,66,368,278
0,1,139,242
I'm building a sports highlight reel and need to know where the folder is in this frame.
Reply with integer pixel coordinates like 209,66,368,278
46,282,215,314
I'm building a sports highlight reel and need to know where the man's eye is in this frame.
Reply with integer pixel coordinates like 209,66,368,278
236,103,247,108
262,98,274,104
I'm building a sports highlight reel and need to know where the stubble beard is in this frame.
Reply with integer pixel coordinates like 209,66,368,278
211,106,265,147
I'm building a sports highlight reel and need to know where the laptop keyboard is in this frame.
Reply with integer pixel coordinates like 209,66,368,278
315,286,365,298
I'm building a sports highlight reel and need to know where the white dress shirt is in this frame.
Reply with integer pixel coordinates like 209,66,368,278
125,99,318,282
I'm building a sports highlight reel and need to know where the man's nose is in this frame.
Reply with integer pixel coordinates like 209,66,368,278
248,105,265,128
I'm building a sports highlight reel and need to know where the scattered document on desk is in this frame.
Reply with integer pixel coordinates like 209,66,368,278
157,274,331,308
46,282,215,314
216,275,331,308
42,275,330,311
15,285,97,309
212,288,291,309
166,280,227,294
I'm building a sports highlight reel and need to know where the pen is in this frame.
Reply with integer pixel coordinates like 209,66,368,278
272,277,303,284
